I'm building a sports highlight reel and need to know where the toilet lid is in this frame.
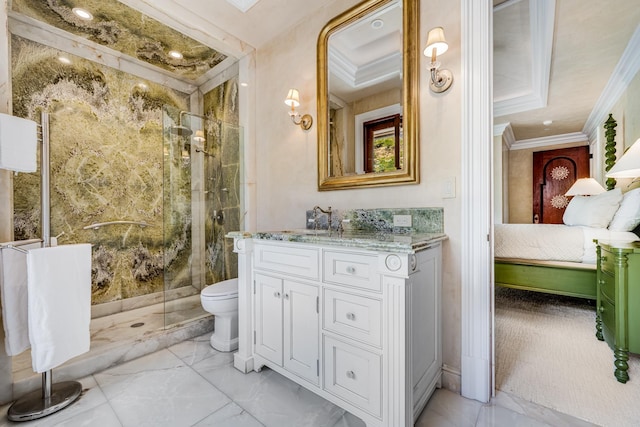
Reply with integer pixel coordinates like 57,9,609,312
201,278,238,298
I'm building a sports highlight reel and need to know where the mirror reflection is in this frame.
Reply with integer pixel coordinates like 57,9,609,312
327,0,402,176
317,0,418,190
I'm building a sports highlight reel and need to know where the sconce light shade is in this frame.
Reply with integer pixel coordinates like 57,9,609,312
424,27,453,94
565,178,606,196
606,139,640,178
424,27,449,59
284,88,312,131
284,89,300,108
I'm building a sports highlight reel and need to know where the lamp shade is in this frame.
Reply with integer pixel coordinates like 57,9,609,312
284,89,300,108
424,27,449,57
565,178,606,196
606,139,640,178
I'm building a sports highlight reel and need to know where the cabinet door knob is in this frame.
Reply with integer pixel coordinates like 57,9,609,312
601,256,607,262
346,266,356,274
274,291,281,298
346,370,356,379
599,305,605,313
284,293,289,300
346,312,356,321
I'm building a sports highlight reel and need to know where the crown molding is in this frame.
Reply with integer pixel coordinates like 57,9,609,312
493,0,555,117
510,131,588,150
583,24,640,138
494,123,515,149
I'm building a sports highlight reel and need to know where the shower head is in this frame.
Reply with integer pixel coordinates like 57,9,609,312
169,125,193,137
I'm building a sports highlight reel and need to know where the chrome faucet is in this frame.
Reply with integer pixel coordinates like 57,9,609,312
312,205,332,231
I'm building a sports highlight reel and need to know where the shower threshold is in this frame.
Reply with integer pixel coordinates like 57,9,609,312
11,295,213,398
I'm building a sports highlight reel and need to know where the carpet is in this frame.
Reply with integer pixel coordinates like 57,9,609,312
495,287,640,427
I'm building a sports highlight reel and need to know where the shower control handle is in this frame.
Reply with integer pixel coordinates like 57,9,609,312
213,210,224,225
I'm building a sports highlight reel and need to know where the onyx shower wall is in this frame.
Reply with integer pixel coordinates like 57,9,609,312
11,35,239,308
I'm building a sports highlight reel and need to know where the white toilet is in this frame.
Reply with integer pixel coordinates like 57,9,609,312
200,278,239,352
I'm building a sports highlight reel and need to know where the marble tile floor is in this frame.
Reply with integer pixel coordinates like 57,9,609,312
10,295,212,395
1,333,599,427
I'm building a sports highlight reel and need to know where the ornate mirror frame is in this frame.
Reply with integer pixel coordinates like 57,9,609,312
317,0,419,191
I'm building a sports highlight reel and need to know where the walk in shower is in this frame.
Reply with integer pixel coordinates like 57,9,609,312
11,104,242,385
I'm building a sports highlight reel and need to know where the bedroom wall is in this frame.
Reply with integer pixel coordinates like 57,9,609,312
610,70,640,151
253,0,464,390
507,141,589,223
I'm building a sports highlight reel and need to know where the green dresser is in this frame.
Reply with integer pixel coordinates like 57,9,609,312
595,240,640,383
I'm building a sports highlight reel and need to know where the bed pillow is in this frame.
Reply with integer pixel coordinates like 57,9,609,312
608,188,640,231
563,188,623,228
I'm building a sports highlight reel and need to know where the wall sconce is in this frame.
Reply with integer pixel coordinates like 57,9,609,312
606,139,640,178
424,27,453,93
565,178,606,196
284,89,313,130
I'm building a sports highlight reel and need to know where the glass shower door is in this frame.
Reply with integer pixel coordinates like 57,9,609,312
162,106,242,328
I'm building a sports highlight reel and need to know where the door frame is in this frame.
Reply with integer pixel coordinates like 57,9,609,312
461,0,493,403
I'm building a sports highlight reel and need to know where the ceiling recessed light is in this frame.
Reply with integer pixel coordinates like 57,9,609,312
58,56,72,64
371,19,384,29
543,120,553,126
72,8,93,20
168,51,183,59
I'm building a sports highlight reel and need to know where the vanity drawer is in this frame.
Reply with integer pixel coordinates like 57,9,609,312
323,336,382,418
254,243,319,280
323,289,382,347
323,250,381,292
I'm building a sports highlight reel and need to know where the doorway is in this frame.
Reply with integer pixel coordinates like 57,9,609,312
532,146,590,224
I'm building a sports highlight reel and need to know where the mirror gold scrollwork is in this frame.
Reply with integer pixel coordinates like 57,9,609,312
317,0,419,191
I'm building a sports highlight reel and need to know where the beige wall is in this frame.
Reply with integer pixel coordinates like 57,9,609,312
352,88,402,116
611,70,640,150
254,0,463,389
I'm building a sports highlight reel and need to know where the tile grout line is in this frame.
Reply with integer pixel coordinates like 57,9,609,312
168,343,267,427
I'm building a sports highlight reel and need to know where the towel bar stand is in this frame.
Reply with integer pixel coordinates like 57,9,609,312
6,112,83,422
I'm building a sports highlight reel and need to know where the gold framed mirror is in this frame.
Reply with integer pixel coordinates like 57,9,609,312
317,0,418,191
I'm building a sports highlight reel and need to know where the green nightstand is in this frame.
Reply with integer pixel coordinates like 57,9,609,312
595,240,640,383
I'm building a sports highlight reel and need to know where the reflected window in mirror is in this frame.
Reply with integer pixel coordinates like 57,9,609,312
364,114,402,173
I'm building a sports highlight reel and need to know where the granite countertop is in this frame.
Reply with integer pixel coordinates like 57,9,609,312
226,229,447,253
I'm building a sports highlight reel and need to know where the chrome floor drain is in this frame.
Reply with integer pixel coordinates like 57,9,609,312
130,322,145,328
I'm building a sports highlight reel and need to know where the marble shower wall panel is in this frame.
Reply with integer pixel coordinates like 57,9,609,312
203,78,240,284
11,36,189,305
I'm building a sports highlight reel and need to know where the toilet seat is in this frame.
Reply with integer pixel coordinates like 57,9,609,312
201,278,238,301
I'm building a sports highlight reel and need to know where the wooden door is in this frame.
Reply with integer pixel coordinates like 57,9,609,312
533,146,590,224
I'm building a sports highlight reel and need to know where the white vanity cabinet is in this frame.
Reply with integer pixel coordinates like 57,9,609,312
232,237,442,427
254,273,319,385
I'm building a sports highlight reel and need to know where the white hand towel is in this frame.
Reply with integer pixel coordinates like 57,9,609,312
0,240,42,356
0,113,38,173
27,244,92,373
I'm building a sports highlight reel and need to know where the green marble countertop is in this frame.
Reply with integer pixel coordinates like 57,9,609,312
226,229,447,253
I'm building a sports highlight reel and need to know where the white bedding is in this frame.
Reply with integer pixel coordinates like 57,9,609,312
495,224,638,264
